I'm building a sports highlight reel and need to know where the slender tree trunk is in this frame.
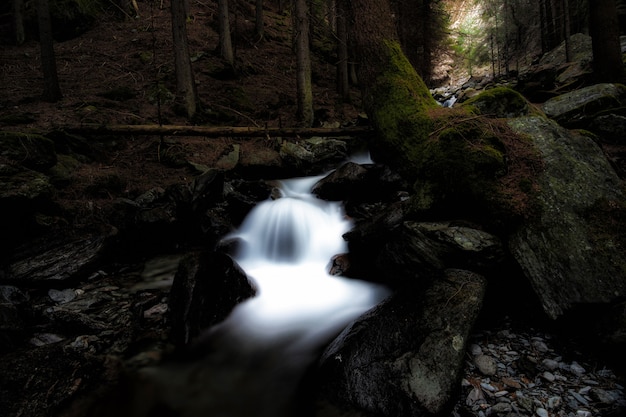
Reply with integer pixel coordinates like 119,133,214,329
562,0,571,62
336,0,350,100
14,0,25,45
218,0,234,65
171,0,198,118
255,0,264,40
589,0,626,83
295,0,314,126
36,0,62,102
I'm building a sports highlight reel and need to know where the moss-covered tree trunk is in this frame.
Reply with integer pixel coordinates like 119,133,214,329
345,0,437,177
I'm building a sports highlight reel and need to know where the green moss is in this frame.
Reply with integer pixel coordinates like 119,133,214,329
409,112,507,220
462,87,540,118
368,41,438,177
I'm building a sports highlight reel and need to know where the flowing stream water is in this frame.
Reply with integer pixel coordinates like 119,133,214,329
144,160,389,416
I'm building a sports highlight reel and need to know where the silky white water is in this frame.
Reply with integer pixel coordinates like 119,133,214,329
139,159,388,416
221,171,388,350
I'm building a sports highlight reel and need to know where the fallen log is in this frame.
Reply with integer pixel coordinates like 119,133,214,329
62,124,373,138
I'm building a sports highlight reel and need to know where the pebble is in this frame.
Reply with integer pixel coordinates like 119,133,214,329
450,322,626,417
48,288,77,304
474,354,498,376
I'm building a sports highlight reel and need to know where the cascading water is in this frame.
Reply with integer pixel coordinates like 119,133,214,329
224,174,388,348
181,163,390,416
141,160,388,417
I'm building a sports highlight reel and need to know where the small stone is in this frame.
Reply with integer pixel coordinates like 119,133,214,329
570,361,586,376
589,388,615,404
502,376,521,389
143,303,168,319
542,371,556,382
542,358,560,370
481,382,496,392
469,343,483,355
48,288,76,304
491,402,512,415
475,354,498,376
495,390,509,397
576,410,592,417
536,407,549,417
569,390,590,406
30,333,64,346
547,396,562,409
532,339,549,353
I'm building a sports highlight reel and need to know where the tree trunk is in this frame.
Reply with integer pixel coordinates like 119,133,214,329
218,0,234,65
295,0,314,126
63,124,372,137
171,0,198,118
562,0,571,62
336,0,350,100
345,0,437,176
36,0,62,102
589,0,626,83
14,0,25,45
255,0,264,40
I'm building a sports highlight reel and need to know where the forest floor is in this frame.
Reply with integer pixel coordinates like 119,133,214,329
0,0,363,218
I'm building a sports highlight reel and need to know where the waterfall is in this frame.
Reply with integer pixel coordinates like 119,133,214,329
148,161,388,417
221,171,388,349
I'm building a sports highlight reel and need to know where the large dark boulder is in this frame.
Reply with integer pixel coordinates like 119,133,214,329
508,116,626,319
314,269,487,417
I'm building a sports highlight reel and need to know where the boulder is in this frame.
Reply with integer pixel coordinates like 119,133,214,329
462,87,537,118
168,251,256,347
312,161,405,203
508,116,626,319
314,269,487,417
345,205,504,286
542,83,626,128
516,33,594,100
2,232,115,286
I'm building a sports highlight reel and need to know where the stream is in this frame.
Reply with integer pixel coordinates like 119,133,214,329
142,157,389,417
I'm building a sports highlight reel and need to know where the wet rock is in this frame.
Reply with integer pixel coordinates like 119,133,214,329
346,217,504,286
315,269,487,417
312,162,405,204
168,250,256,347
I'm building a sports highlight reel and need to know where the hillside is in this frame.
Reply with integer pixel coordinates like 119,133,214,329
0,0,362,223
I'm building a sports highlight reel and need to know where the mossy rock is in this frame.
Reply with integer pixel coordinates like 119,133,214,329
48,154,82,187
409,110,509,224
462,87,539,118
0,131,57,171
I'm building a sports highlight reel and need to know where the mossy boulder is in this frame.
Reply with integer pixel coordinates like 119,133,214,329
462,87,538,118
0,131,57,172
543,83,626,128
